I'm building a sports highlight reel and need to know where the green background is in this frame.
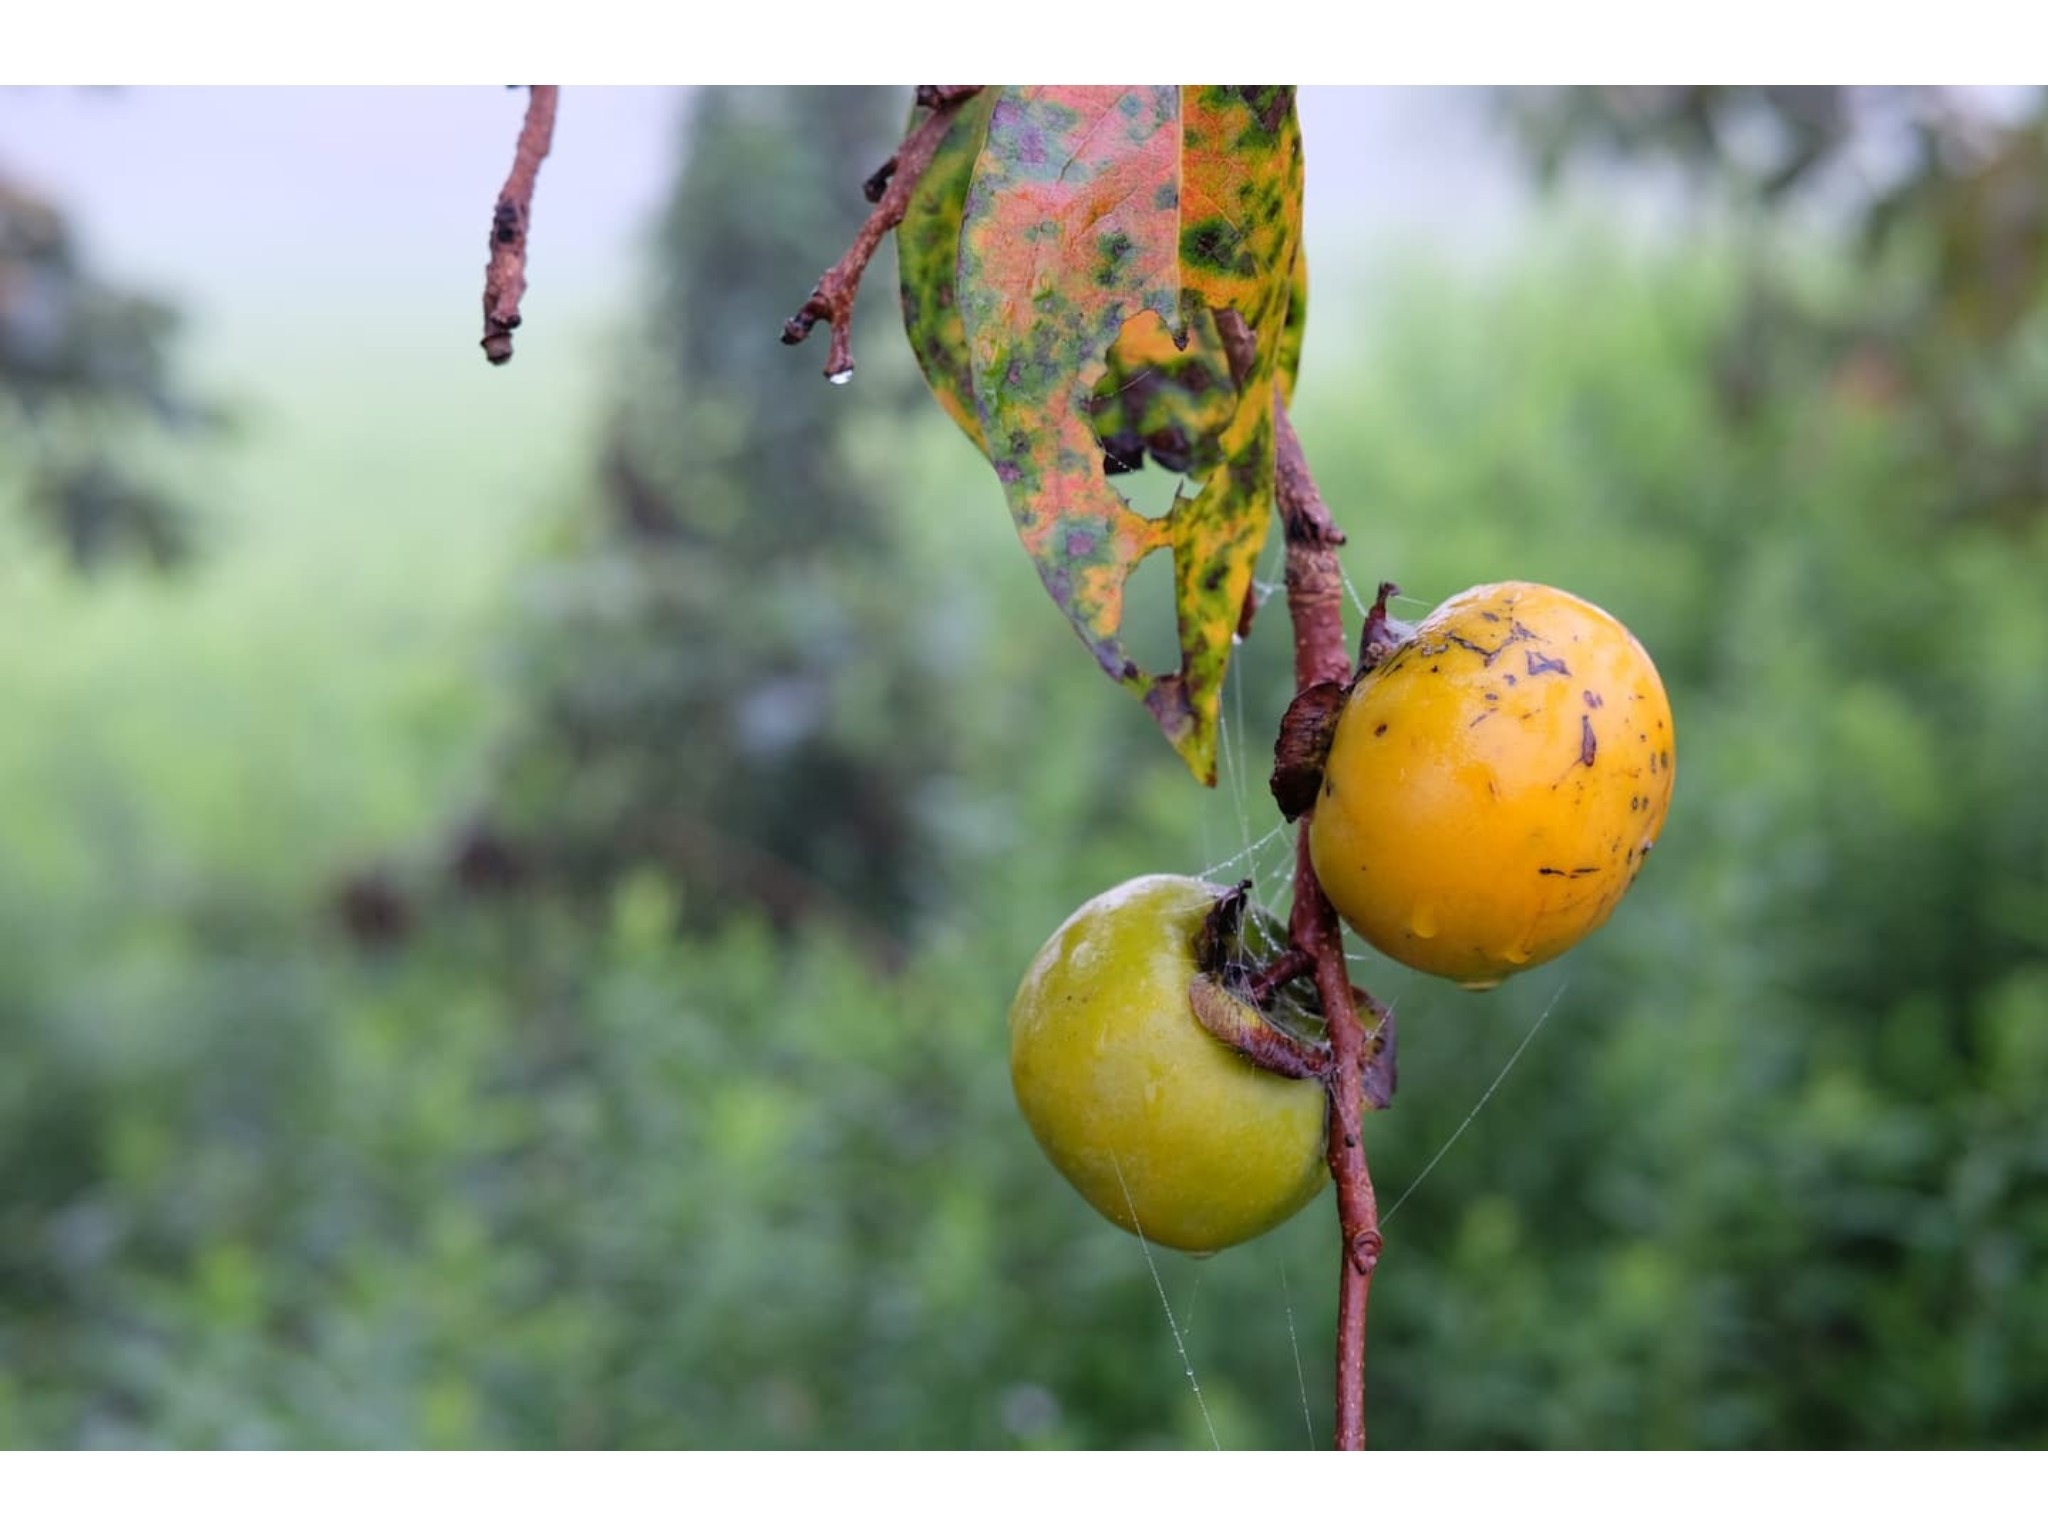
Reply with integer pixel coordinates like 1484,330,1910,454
1,87,2044,1448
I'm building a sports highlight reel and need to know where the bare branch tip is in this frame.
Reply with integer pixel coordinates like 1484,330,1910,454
785,86,986,387
478,85,559,367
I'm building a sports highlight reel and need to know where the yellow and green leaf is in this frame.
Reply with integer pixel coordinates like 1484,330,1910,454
923,85,1307,784
897,91,996,448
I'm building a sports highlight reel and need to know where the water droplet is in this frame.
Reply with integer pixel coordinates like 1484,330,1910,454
1409,908,1439,939
1459,976,1504,994
1499,941,1533,967
827,367,855,386
1185,1249,1218,1262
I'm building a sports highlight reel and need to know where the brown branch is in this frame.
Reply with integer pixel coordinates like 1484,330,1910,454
782,85,983,382
481,85,560,366
1273,388,1390,1453
1247,946,1314,1006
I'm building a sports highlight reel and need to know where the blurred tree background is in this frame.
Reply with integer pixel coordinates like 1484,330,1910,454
0,170,220,570
0,86,2043,1448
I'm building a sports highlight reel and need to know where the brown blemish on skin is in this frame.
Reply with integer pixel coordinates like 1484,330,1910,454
1580,715,1598,767
1583,690,1603,709
1444,619,1544,669
1526,651,1570,677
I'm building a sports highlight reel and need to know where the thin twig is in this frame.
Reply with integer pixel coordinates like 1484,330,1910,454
782,85,983,381
481,85,560,366
1215,305,1389,1448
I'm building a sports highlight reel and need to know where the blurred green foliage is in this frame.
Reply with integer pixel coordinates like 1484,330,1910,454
466,88,990,940
1,90,2045,1448
0,172,220,571
1505,86,2048,531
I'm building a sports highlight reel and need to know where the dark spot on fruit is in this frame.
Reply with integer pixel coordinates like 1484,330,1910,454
1583,690,1603,709
1373,722,1388,737
1580,716,1597,767
1526,651,1570,676
1444,630,1517,667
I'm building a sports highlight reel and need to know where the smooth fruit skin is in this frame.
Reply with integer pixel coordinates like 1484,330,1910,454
1009,875,1329,1254
1309,582,1675,990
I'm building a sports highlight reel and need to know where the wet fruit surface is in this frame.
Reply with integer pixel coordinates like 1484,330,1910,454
1309,582,1675,988
1009,874,1329,1253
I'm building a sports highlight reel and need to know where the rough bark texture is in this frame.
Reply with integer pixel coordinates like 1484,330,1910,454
1273,394,1388,1452
481,86,559,366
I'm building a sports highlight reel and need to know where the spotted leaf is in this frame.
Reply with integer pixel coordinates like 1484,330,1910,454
897,90,996,448
948,85,1306,784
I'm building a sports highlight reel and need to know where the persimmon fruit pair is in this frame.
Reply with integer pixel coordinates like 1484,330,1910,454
1010,582,1675,1250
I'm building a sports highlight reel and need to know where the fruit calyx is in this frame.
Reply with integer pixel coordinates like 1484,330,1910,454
1356,580,1415,675
1269,580,1417,823
1187,881,1331,1081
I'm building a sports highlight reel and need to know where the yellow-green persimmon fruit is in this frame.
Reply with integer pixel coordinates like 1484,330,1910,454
1310,582,1675,991
1009,875,1328,1254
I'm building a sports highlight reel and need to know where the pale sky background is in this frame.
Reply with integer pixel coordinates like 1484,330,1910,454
0,87,1532,375
0,85,1551,615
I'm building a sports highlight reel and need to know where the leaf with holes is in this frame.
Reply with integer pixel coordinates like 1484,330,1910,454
954,85,1306,784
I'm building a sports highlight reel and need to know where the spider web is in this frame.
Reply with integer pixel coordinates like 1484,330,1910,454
1125,548,1566,1449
